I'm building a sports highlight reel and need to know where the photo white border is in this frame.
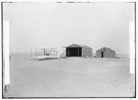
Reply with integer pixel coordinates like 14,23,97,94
0,0,137,99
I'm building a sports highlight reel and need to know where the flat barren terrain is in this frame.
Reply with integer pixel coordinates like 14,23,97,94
5,54,135,97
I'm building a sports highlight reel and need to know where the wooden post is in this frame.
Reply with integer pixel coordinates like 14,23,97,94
44,48,45,56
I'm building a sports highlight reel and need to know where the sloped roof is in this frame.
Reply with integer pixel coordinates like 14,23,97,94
66,43,92,48
96,47,115,52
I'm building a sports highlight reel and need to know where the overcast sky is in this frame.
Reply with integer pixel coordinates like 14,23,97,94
3,2,134,55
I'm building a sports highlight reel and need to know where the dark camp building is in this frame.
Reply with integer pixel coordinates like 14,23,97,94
96,47,116,58
66,44,92,57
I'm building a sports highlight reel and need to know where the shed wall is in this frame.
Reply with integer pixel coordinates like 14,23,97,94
110,51,115,58
82,48,92,57
96,51,102,58
104,51,111,58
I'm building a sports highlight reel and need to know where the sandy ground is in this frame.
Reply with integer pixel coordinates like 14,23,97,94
4,55,135,97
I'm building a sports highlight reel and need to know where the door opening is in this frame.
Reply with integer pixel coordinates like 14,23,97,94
66,48,81,57
101,51,104,58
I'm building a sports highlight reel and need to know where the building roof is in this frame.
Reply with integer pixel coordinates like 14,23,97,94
66,43,92,48
96,47,115,52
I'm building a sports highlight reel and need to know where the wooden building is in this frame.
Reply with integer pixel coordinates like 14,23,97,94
66,44,92,57
96,47,116,58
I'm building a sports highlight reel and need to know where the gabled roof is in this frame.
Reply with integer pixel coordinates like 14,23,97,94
66,43,92,48
97,47,115,52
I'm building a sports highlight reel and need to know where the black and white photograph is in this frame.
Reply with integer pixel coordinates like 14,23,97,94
2,1,136,98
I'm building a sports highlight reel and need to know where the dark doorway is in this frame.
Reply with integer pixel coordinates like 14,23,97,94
101,51,104,58
66,48,81,57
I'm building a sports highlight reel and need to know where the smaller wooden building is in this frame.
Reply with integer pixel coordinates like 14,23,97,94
96,47,116,58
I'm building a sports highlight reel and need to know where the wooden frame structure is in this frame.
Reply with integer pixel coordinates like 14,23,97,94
31,48,58,60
